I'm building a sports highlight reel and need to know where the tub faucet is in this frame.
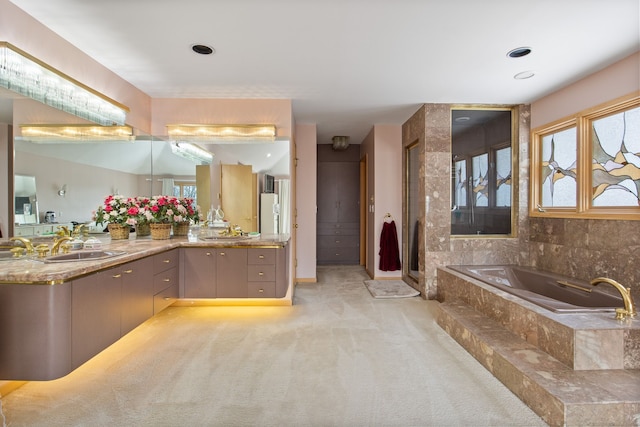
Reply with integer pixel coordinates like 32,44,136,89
590,277,637,319
10,237,34,254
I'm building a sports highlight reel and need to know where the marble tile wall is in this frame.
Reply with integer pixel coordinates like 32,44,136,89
529,217,640,303
402,104,531,299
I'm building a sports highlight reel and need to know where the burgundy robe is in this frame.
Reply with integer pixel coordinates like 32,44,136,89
379,220,401,271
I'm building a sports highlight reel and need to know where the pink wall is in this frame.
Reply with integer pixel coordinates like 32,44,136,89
151,99,292,137
372,125,403,279
531,52,639,128
361,125,403,279
294,124,317,281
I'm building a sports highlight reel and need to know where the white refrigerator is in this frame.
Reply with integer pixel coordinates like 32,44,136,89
260,193,279,234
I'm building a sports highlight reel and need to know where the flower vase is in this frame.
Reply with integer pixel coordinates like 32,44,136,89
108,223,130,240
173,221,190,236
136,222,150,237
149,223,172,240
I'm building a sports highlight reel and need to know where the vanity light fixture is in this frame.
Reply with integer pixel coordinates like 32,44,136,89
167,124,276,143
0,42,129,125
18,124,134,143
170,141,214,164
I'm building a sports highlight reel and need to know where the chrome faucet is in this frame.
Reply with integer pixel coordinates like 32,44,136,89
51,236,73,255
590,277,637,319
10,237,34,254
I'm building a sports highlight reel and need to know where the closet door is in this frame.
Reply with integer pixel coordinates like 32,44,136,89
317,160,360,264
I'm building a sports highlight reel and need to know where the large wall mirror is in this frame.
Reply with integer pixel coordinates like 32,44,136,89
2,91,291,238
451,107,516,236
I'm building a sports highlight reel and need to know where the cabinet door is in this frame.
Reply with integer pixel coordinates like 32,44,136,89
336,163,360,223
317,162,340,223
71,268,122,368
183,248,216,298
121,257,154,335
216,248,248,298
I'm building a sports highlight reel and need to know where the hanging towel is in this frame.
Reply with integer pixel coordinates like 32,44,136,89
379,220,401,271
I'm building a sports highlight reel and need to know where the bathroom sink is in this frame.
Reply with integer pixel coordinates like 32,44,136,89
44,250,126,263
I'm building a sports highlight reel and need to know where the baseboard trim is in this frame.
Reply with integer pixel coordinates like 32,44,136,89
295,277,317,283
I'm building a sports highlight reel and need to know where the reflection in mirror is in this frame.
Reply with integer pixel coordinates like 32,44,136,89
405,142,419,281
451,108,514,235
14,174,37,225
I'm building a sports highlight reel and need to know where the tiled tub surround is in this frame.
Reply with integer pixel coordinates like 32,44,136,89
436,267,640,426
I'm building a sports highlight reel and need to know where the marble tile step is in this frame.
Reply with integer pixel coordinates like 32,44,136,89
436,301,640,427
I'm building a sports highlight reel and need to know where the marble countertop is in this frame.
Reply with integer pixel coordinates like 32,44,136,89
0,233,290,285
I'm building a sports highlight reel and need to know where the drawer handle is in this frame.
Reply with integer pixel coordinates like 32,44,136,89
163,297,171,301
163,259,171,264
112,274,122,278
258,289,264,293
259,255,265,259
124,269,133,274
163,278,171,282
220,252,225,256
258,272,264,276
335,240,340,243
206,252,212,256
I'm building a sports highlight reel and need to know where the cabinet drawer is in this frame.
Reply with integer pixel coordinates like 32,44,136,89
317,235,359,249
317,246,360,262
317,222,359,236
154,249,178,273
153,282,178,314
247,248,275,265
153,266,178,294
247,264,276,282
248,282,276,298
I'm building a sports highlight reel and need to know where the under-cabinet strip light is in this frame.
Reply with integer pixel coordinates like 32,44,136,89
0,42,129,126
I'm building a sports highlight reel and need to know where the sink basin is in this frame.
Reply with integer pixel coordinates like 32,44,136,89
44,250,126,263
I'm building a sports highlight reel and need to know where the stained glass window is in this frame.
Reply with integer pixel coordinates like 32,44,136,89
541,127,577,207
472,153,488,207
531,94,639,219
495,147,511,207
591,106,640,207
453,159,467,208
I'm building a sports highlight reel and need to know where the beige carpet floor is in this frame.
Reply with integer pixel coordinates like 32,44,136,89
0,265,546,426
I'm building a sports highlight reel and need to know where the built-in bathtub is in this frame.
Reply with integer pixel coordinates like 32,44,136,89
446,264,623,314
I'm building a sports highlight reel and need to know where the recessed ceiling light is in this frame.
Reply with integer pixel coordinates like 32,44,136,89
191,44,215,55
507,47,532,58
514,71,535,80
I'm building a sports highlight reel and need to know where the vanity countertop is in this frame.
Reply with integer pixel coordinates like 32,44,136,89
0,234,290,284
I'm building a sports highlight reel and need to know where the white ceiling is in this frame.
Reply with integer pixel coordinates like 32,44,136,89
7,0,640,145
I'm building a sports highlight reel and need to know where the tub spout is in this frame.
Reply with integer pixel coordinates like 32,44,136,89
590,277,636,319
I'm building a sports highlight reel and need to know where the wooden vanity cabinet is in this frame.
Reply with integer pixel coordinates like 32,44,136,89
216,248,248,298
182,246,289,298
183,247,216,297
121,256,154,335
153,249,179,314
71,267,124,368
71,256,155,369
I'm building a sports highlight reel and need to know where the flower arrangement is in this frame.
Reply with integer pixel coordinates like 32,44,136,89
175,197,202,224
95,195,202,226
94,195,137,227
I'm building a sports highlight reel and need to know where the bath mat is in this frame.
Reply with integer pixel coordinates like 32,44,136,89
364,280,420,299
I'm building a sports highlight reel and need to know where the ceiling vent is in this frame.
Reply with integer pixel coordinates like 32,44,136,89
332,136,349,151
